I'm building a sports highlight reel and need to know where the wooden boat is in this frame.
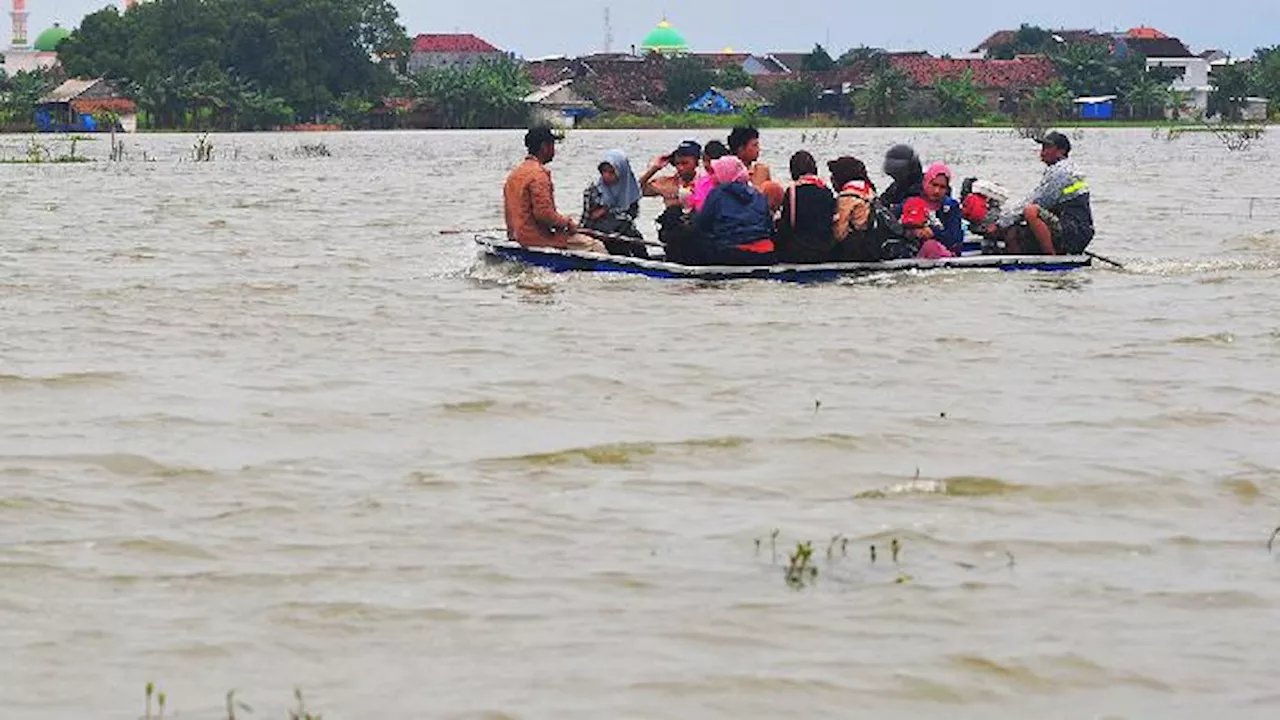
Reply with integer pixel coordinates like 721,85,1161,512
475,236,1091,283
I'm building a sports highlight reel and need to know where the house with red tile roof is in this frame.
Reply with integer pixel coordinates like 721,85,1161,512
886,56,1060,114
408,33,505,73
526,54,669,113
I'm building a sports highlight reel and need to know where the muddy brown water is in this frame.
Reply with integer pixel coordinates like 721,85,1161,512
2,128,1279,719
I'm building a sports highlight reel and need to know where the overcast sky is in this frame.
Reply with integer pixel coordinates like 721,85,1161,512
33,1,1280,59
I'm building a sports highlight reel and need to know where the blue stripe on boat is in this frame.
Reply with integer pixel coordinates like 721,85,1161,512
475,236,1090,283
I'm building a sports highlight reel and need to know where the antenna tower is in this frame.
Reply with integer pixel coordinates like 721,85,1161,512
603,6,613,54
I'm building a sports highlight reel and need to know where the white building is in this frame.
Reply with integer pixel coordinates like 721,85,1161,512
1118,29,1212,117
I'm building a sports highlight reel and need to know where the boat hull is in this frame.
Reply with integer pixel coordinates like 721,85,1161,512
475,236,1090,283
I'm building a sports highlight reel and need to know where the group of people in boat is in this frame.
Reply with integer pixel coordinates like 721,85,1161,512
502,125,1095,266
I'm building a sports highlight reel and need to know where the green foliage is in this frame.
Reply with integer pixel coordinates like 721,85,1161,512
0,68,62,128
802,43,836,72
989,23,1058,60
770,78,820,117
1254,47,1280,116
1209,62,1254,120
933,70,986,126
1119,67,1170,120
336,92,375,129
718,64,753,90
838,45,885,68
1052,43,1121,97
856,66,913,126
55,0,409,128
1027,80,1073,121
411,57,531,128
663,56,715,109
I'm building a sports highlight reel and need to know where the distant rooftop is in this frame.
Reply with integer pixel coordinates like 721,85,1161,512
411,34,501,54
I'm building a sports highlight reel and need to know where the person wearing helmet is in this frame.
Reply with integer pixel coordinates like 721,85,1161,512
880,144,925,208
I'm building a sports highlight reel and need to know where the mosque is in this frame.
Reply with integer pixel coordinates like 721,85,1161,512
1,0,144,75
639,18,689,55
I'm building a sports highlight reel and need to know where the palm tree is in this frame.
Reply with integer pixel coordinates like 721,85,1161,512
1120,72,1167,120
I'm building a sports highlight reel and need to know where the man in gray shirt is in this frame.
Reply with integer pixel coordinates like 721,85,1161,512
995,132,1095,255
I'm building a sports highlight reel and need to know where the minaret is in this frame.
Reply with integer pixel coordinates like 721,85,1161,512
11,0,28,48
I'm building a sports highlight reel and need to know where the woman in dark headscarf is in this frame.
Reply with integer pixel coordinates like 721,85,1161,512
583,149,647,257
880,144,924,208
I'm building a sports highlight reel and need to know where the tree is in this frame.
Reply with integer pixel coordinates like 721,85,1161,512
412,57,530,128
1052,43,1121,97
856,66,912,126
989,24,1058,60
1027,81,1073,121
1119,70,1167,120
663,56,715,109
1209,62,1254,120
802,43,836,72
719,64,754,90
770,79,820,117
933,70,986,126
54,0,409,128
838,45,884,67
0,68,62,128
1253,47,1280,116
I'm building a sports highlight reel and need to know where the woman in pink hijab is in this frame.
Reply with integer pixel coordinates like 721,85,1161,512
690,156,776,265
907,162,965,254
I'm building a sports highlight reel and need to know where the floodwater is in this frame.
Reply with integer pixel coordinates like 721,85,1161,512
2,128,1279,719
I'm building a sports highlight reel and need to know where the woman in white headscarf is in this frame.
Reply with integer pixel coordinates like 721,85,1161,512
583,149,647,257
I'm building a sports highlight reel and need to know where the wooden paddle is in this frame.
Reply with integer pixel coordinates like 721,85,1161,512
1083,250,1125,270
578,228,667,249
439,228,504,236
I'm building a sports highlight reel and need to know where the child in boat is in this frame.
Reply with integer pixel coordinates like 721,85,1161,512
776,151,836,264
902,197,953,259
640,140,702,212
583,149,647,258
690,140,729,213
829,156,881,262
960,177,1011,250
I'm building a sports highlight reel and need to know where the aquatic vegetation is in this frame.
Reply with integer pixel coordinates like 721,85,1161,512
290,688,321,720
193,133,215,162
785,541,818,589
141,684,322,720
227,690,253,720
0,137,91,164
295,143,332,158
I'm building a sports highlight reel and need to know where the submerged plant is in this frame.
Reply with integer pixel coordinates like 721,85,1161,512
193,133,215,162
25,137,48,163
785,541,818,588
294,142,332,158
290,688,321,720
226,690,253,720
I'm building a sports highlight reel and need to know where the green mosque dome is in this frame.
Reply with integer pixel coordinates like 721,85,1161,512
641,19,688,54
34,25,71,52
